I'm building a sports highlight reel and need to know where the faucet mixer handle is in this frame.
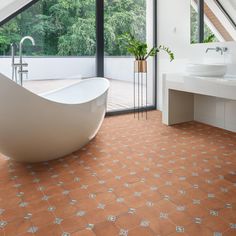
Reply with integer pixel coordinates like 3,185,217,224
222,47,228,53
13,63,28,67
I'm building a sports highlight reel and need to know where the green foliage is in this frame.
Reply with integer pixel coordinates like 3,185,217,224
158,45,175,62
120,33,174,61
204,34,216,43
0,0,147,56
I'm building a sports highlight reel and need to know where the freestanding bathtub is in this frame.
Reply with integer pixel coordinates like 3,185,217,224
0,73,109,163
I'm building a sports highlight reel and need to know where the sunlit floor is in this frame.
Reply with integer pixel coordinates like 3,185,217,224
0,111,236,236
24,78,148,112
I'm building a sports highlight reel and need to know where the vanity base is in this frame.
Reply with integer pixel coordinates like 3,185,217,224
162,73,236,132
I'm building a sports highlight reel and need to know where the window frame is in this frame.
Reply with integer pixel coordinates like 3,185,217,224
0,0,158,114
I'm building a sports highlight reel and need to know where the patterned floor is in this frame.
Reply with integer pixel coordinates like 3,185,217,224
0,111,236,236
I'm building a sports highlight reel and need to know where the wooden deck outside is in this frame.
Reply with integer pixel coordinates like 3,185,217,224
24,78,147,112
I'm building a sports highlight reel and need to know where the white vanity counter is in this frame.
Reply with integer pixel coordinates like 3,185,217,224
162,73,236,132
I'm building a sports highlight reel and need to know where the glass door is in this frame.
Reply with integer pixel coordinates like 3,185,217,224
104,0,156,112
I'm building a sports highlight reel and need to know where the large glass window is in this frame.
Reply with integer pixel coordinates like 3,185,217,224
0,0,156,112
0,0,96,56
104,0,155,111
0,0,96,90
191,0,236,44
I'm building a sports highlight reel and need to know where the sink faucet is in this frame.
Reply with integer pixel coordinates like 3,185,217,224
206,46,228,55
19,36,35,86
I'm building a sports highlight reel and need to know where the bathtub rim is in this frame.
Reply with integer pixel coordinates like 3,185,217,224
0,73,110,106
41,77,110,105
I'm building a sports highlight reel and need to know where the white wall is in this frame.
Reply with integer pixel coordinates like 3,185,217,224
157,0,236,130
0,57,136,81
0,57,96,80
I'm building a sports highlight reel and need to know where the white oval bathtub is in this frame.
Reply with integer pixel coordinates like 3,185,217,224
0,73,109,163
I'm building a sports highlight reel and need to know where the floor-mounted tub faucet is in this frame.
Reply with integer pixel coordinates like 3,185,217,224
19,36,35,86
11,36,35,86
11,43,17,82
206,46,228,55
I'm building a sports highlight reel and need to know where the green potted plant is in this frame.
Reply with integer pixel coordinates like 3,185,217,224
120,33,174,73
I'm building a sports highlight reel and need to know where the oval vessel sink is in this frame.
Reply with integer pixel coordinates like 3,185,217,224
186,64,227,77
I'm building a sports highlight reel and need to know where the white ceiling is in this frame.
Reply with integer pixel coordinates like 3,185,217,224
0,0,16,10
228,0,236,10
218,0,236,24
0,0,33,24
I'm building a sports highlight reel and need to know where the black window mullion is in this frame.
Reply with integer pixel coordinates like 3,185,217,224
96,0,104,77
198,0,204,43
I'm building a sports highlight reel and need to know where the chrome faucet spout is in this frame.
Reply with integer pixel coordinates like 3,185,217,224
205,48,215,53
206,46,228,55
20,36,35,46
19,36,35,86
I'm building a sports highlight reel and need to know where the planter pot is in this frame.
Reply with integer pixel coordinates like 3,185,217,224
134,60,147,73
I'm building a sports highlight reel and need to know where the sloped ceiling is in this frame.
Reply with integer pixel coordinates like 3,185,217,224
218,0,236,24
0,0,34,24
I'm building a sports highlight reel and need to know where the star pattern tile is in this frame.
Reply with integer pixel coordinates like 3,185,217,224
0,111,236,235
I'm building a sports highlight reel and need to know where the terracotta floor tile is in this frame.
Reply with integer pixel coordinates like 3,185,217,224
158,185,179,197
69,188,89,201
129,182,148,193
155,199,177,214
93,221,119,236
60,215,87,233
23,190,45,203
25,199,49,214
31,210,55,228
95,192,117,205
136,206,159,221
186,223,214,236
128,226,155,236
185,203,209,218
125,195,146,209
43,185,63,197
79,176,99,186
48,194,70,207
113,185,134,197
219,208,236,223
4,218,32,236
154,218,177,236
204,215,230,232
115,213,141,229
87,183,108,194
76,198,97,212
34,223,63,236
1,206,25,222
201,197,225,210
0,111,236,236
105,202,129,216
71,229,96,236
168,231,188,236
53,203,78,219
171,193,193,206
0,196,21,210
168,211,193,226
85,208,107,225
0,228,5,236
141,190,162,203
185,188,207,200
224,228,236,236
217,191,236,204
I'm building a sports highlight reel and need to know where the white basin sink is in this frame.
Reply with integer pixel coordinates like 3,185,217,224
186,64,227,77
